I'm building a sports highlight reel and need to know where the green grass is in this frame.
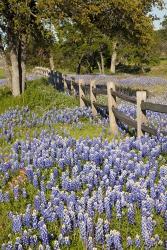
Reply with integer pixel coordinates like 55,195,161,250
0,68,5,79
147,59,167,78
0,78,79,114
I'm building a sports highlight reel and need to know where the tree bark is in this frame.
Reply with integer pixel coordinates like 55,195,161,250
18,40,26,93
97,60,102,73
110,41,117,74
2,53,12,88
100,51,105,74
10,48,21,96
49,53,54,70
87,59,92,73
76,55,84,74
21,60,26,92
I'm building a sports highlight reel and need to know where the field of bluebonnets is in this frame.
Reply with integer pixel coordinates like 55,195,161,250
0,77,167,250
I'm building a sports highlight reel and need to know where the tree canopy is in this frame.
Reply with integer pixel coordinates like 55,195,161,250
0,0,165,95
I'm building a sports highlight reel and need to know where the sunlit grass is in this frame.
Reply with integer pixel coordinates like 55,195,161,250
0,68,5,79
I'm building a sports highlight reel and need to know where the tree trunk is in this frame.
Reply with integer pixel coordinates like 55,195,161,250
97,60,102,73
10,48,21,96
76,62,81,74
110,41,117,74
100,51,105,74
49,53,54,70
3,53,12,88
18,40,26,93
76,55,84,74
21,60,26,92
86,59,92,73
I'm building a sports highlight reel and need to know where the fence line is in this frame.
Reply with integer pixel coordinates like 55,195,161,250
33,67,167,137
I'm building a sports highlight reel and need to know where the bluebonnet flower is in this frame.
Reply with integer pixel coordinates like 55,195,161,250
38,244,44,250
104,196,112,219
112,230,123,250
0,189,4,202
46,245,51,250
12,214,22,233
33,174,38,187
87,236,93,249
104,220,110,234
13,185,19,200
39,223,49,245
0,105,167,249
22,230,29,246
79,220,87,242
64,236,70,246
135,234,141,248
22,188,27,198
34,195,41,211
4,191,10,202
164,211,167,231
95,218,104,244
127,204,135,224
53,240,60,250
23,204,31,227
32,210,38,229
18,244,23,250
127,236,133,247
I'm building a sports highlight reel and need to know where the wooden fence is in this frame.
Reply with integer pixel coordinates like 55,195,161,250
33,67,167,138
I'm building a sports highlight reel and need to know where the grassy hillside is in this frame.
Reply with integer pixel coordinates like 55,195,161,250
148,59,167,78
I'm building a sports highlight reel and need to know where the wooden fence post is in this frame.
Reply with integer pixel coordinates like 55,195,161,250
70,77,74,95
107,82,118,135
136,91,147,138
72,77,78,96
63,75,68,92
90,80,97,116
79,80,85,107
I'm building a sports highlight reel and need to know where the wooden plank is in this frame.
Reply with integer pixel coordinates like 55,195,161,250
90,81,97,116
111,90,137,104
63,75,68,91
141,101,167,114
113,107,167,136
92,88,107,95
81,85,90,93
93,102,108,111
81,97,91,106
107,82,118,135
136,91,147,137
81,97,108,111
141,124,157,136
112,107,137,128
116,86,137,96
79,80,85,107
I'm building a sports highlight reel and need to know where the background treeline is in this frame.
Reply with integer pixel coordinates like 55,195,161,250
0,0,166,96
27,16,167,75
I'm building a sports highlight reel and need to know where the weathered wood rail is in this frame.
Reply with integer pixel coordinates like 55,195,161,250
33,67,167,137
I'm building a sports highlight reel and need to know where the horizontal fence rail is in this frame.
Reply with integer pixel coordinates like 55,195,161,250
111,90,137,104
141,101,167,113
112,108,137,129
34,67,167,138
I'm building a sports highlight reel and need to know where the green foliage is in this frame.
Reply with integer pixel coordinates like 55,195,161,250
22,0,165,74
155,16,167,59
0,78,79,114
50,20,110,73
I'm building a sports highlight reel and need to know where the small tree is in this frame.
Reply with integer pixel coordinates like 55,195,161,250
0,0,57,96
